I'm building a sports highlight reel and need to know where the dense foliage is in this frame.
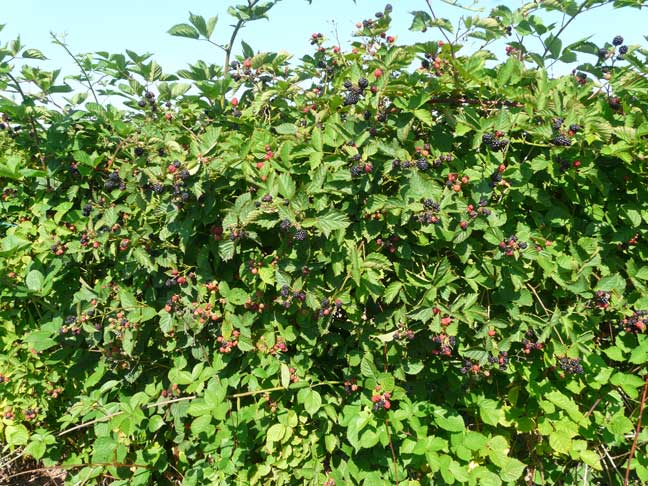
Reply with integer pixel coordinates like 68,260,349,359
2,0,648,484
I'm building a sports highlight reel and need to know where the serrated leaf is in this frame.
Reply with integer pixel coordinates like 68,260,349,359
168,23,200,39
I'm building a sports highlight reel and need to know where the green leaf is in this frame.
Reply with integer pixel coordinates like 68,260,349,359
275,123,297,135
6,424,29,446
303,390,322,416
549,429,572,454
267,423,286,443
25,269,44,292
22,48,47,60
595,274,626,293
498,457,526,482
168,23,200,39
302,210,350,237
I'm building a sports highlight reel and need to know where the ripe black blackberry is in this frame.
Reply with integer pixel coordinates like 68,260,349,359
280,219,292,231
569,124,582,133
619,45,628,55
598,48,609,59
551,117,564,130
152,183,164,194
392,159,400,169
344,92,360,106
384,3,392,12
552,134,572,147
421,59,430,69
364,110,372,121
145,91,155,99
612,35,624,46
482,133,496,146
134,147,145,157
294,229,308,241
137,100,146,108
343,80,353,89
82,204,92,216
358,77,369,89
350,165,363,177
416,158,429,171
280,285,290,298
491,172,503,183
490,139,508,152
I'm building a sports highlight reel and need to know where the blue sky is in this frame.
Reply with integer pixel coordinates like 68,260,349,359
3,0,646,79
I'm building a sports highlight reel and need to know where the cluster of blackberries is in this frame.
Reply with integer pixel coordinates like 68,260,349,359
459,360,482,375
318,298,346,319
611,35,629,59
394,322,414,341
278,286,306,309
431,334,455,356
498,235,528,256
104,170,124,191
371,388,392,411
343,77,368,106
593,290,611,309
229,229,248,241
344,378,359,394
482,133,509,152
488,351,509,370
309,32,323,45
416,199,440,225
82,203,92,216
619,310,648,334
551,134,572,147
350,163,372,177
432,153,453,168
522,338,543,354
466,200,491,220
279,219,292,231
137,91,158,111
558,357,584,375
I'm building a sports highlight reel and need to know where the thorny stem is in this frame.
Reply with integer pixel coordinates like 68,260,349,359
223,0,261,75
385,420,400,485
51,33,100,104
624,373,648,485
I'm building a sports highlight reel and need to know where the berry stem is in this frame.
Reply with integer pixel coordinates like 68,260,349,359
384,420,400,485
624,373,648,486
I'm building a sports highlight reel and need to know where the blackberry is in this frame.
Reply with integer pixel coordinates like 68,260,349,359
401,161,411,169
262,194,273,203
598,48,609,58
482,133,496,146
377,111,387,122
179,169,190,180
491,172,503,183
519,241,528,249
612,35,624,46
491,139,509,151
294,229,308,241
358,77,369,89
351,153,362,161
280,219,292,231
230,61,240,69
181,192,190,201
364,110,372,121
343,80,353,89
384,3,392,12
552,134,572,147
109,171,121,181
479,197,488,207
158,148,166,157
350,165,363,177
134,147,145,157
421,59,430,69
344,92,360,106
280,285,291,298
392,159,400,169
619,45,628,55
145,91,155,99
82,204,92,216
551,117,564,130
375,11,384,18
65,315,76,325
416,158,429,171
152,183,164,194
569,124,582,133
137,100,146,108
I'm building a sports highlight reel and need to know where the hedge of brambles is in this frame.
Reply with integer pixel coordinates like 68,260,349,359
2,1,648,484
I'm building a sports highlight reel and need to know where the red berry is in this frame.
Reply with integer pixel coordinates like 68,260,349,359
488,329,496,337
231,97,239,107
433,307,440,315
573,160,581,168
498,164,506,173
374,68,383,78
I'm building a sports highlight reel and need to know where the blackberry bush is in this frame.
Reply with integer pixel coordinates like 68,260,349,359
1,1,648,485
